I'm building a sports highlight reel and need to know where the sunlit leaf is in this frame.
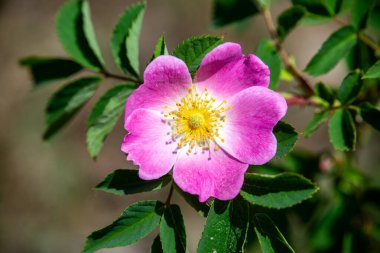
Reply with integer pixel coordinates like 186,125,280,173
111,1,145,77
86,84,134,158
197,199,249,253
241,172,318,209
56,0,104,71
305,26,357,76
83,201,164,253
173,35,223,75
160,205,187,253
255,39,283,90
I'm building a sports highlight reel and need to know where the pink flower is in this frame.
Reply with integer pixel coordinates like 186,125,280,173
121,43,287,202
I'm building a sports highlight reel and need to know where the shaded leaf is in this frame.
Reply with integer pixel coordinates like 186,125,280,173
273,121,298,159
211,0,259,28
173,35,223,75
253,213,294,253
151,235,163,253
346,40,376,71
304,110,329,137
305,26,357,76
19,57,82,87
328,108,356,151
359,103,380,131
277,6,307,41
160,205,187,253
174,184,209,217
86,84,134,158
150,34,168,62
111,1,145,77
83,201,164,253
363,59,380,79
56,0,104,71
291,0,330,16
315,82,335,104
241,172,318,209
255,39,283,90
197,199,249,253
351,0,375,29
96,169,171,195
337,71,362,105
44,76,101,140
369,5,380,32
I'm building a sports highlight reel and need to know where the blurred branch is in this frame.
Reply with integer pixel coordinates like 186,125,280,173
286,96,317,107
261,8,315,98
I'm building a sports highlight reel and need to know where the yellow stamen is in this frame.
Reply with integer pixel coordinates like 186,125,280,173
163,84,231,153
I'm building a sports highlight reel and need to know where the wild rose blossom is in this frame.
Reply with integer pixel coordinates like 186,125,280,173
121,43,287,202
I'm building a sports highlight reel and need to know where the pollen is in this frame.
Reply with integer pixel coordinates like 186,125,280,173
163,84,231,153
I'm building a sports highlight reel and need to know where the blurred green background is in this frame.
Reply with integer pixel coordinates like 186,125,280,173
1,0,380,252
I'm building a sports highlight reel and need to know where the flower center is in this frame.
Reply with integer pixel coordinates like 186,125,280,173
163,84,230,153
188,113,205,129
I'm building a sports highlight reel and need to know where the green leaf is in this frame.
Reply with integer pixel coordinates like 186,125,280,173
253,213,295,253
255,39,283,90
337,71,362,105
56,0,104,71
111,1,145,77
160,205,187,253
43,76,101,140
86,84,134,158
83,201,164,253
324,0,344,15
173,35,223,75
96,169,171,195
151,34,168,62
19,57,82,87
211,0,259,28
174,184,209,217
363,59,380,79
305,26,357,76
197,199,249,253
315,81,335,104
277,6,307,41
328,108,356,151
273,121,298,159
359,103,380,131
304,110,329,137
151,235,163,253
241,172,318,209
351,0,375,29
291,0,331,16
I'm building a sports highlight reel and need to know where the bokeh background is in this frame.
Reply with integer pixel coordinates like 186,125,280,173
1,0,380,252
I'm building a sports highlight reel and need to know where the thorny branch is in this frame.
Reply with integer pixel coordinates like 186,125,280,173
261,8,315,98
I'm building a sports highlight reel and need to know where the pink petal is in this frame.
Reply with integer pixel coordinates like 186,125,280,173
195,42,270,100
173,144,248,202
124,55,192,121
121,109,178,180
217,86,287,165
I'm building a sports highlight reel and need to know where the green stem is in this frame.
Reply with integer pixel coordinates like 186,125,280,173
165,183,174,206
101,70,141,84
